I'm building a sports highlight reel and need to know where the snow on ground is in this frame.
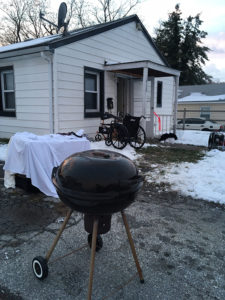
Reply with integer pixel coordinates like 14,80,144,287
172,130,210,146
0,130,225,204
90,141,155,160
0,143,8,161
90,140,140,160
146,149,225,204
147,130,225,204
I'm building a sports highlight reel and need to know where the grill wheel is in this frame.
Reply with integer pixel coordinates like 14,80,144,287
32,256,48,280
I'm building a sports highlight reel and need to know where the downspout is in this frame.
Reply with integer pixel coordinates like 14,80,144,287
173,75,179,134
41,51,54,133
53,53,59,133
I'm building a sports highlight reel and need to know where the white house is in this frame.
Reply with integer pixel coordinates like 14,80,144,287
0,15,180,139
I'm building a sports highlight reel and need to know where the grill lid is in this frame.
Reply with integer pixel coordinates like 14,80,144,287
52,150,143,214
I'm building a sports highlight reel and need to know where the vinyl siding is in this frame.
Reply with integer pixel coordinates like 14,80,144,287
0,55,50,138
0,20,173,139
178,102,225,122
133,77,175,134
54,21,165,136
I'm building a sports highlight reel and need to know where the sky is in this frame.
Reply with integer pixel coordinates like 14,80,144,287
137,0,225,83
0,0,223,81
1,130,225,204
51,0,225,82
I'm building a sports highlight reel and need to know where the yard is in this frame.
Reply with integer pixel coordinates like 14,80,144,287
0,131,225,299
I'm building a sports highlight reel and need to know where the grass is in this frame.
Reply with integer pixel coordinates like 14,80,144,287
138,145,206,165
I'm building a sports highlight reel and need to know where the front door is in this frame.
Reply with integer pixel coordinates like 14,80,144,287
117,78,132,116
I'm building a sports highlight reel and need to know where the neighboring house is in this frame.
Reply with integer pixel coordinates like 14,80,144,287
178,83,225,122
0,15,180,139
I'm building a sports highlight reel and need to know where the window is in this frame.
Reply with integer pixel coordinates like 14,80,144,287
186,118,205,124
85,71,99,112
0,66,16,117
84,67,104,118
156,81,163,107
200,106,210,120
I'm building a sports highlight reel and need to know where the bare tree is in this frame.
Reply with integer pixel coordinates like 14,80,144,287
92,0,141,24
0,0,28,44
0,0,54,44
66,0,90,29
25,0,56,38
0,0,142,45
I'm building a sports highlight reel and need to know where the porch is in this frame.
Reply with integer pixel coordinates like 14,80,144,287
104,60,180,138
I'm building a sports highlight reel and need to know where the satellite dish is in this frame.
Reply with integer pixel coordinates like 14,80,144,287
39,2,69,36
58,2,67,29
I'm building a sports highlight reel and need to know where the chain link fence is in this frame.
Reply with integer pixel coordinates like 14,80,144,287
177,109,225,130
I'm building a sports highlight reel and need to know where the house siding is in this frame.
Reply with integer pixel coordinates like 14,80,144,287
133,77,175,134
178,102,225,122
54,21,165,136
0,55,50,138
0,20,175,139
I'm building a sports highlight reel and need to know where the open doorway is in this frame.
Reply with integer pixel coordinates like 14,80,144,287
117,77,132,116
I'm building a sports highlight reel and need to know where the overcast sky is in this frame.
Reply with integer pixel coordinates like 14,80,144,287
137,0,225,83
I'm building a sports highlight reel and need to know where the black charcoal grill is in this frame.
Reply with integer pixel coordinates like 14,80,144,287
32,150,144,300
52,150,142,214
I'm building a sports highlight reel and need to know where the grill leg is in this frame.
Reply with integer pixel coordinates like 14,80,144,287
45,209,73,262
87,217,99,300
121,211,144,283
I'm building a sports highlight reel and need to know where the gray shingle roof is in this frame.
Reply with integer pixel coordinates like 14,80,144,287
178,83,225,98
0,14,169,66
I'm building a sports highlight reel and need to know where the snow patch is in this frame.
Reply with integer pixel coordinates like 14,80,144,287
0,144,8,161
1,131,225,205
90,140,140,160
178,92,225,102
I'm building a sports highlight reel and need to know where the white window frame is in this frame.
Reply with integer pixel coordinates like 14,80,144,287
1,70,15,112
84,70,100,113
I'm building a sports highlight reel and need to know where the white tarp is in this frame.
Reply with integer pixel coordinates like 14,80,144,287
3,132,90,197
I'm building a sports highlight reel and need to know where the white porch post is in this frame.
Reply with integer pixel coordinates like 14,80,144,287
130,79,134,115
173,75,179,134
142,67,148,131
149,76,155,138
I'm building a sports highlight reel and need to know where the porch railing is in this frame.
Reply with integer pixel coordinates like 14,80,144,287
146,114,174,137
154,114,173,135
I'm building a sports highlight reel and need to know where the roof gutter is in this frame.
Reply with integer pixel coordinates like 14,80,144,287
0,46,50,59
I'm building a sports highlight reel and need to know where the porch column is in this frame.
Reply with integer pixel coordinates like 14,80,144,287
130,79,134,115
142,67,148,130
149,76,155,138
173,75,179,134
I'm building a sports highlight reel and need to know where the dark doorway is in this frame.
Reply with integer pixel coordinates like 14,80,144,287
117,78,133,115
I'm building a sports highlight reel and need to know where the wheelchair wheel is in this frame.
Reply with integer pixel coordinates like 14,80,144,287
208,132,214,150
129,126,146,149
105,138,112,146
95,133,102,141
110,124,128,150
